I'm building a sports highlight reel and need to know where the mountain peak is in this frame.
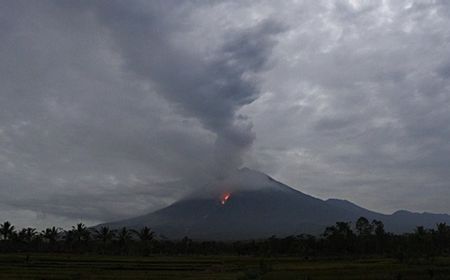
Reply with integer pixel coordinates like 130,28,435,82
199,168,294,197
98,169,450,239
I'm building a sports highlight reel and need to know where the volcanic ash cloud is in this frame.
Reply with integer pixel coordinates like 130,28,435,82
85,1,284,178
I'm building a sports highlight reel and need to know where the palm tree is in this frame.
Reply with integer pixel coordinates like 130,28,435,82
41,226,61,251
72,223,90,243
117,227,132,255
18,227,37,243
118,227,132,243
42,227,60,243
133,227,154,242
65,223,90,252
133,227,154,255
94,226,115,254
0,221,15,240
94,226,115,244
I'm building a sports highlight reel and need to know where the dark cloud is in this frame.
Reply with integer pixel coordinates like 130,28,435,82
1,0,450,228
436,62,450,79
244,0,450,215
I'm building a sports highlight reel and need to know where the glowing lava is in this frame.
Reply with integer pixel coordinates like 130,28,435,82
220,193,231,205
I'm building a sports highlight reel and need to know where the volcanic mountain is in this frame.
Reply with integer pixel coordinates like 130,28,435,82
99,168,450,240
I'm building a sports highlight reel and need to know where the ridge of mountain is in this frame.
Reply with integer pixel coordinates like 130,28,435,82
98,168,450,240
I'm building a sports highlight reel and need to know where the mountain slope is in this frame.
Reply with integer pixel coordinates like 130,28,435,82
99,169,450,240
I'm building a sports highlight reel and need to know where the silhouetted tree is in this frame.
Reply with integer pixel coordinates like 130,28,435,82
117,227,132,255
323,221,355,254
95,226,115,244
356,217,373,236
180,236,193,254
355,217,375,254
1,218,450,258
372,220,385,237
94,226,115,254
0,221,15,240
66,223,90,252
133,226,154,256
371,219,386,253
18,227,37,243
434,223,450,254
42,227,60,243
41,227,60,251
72,223,90,242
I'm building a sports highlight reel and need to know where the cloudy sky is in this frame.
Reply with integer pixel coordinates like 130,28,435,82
1,0,450,228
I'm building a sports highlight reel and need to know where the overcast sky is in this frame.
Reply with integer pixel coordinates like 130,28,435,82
1,0,450,229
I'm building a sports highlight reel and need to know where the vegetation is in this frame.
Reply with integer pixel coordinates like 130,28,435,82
1,218,450,278
1,217,450,260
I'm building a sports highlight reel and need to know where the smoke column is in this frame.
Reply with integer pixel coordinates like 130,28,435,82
79,1,283,178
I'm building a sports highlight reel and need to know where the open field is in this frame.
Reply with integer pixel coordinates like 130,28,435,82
0,254,450,279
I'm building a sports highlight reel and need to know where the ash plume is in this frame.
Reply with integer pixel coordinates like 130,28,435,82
83,1,283,178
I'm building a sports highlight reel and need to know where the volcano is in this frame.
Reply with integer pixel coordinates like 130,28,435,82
99,168,450,240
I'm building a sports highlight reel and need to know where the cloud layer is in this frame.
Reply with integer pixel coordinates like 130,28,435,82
1,0,449,228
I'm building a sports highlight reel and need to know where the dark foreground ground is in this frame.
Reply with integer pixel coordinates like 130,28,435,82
0,254,449,279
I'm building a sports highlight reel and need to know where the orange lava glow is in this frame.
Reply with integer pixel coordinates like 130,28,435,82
221,193,231,205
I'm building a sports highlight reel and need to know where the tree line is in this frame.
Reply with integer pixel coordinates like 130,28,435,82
1,217,449,260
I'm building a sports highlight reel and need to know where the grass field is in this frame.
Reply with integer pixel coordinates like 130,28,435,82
0,254,449,279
